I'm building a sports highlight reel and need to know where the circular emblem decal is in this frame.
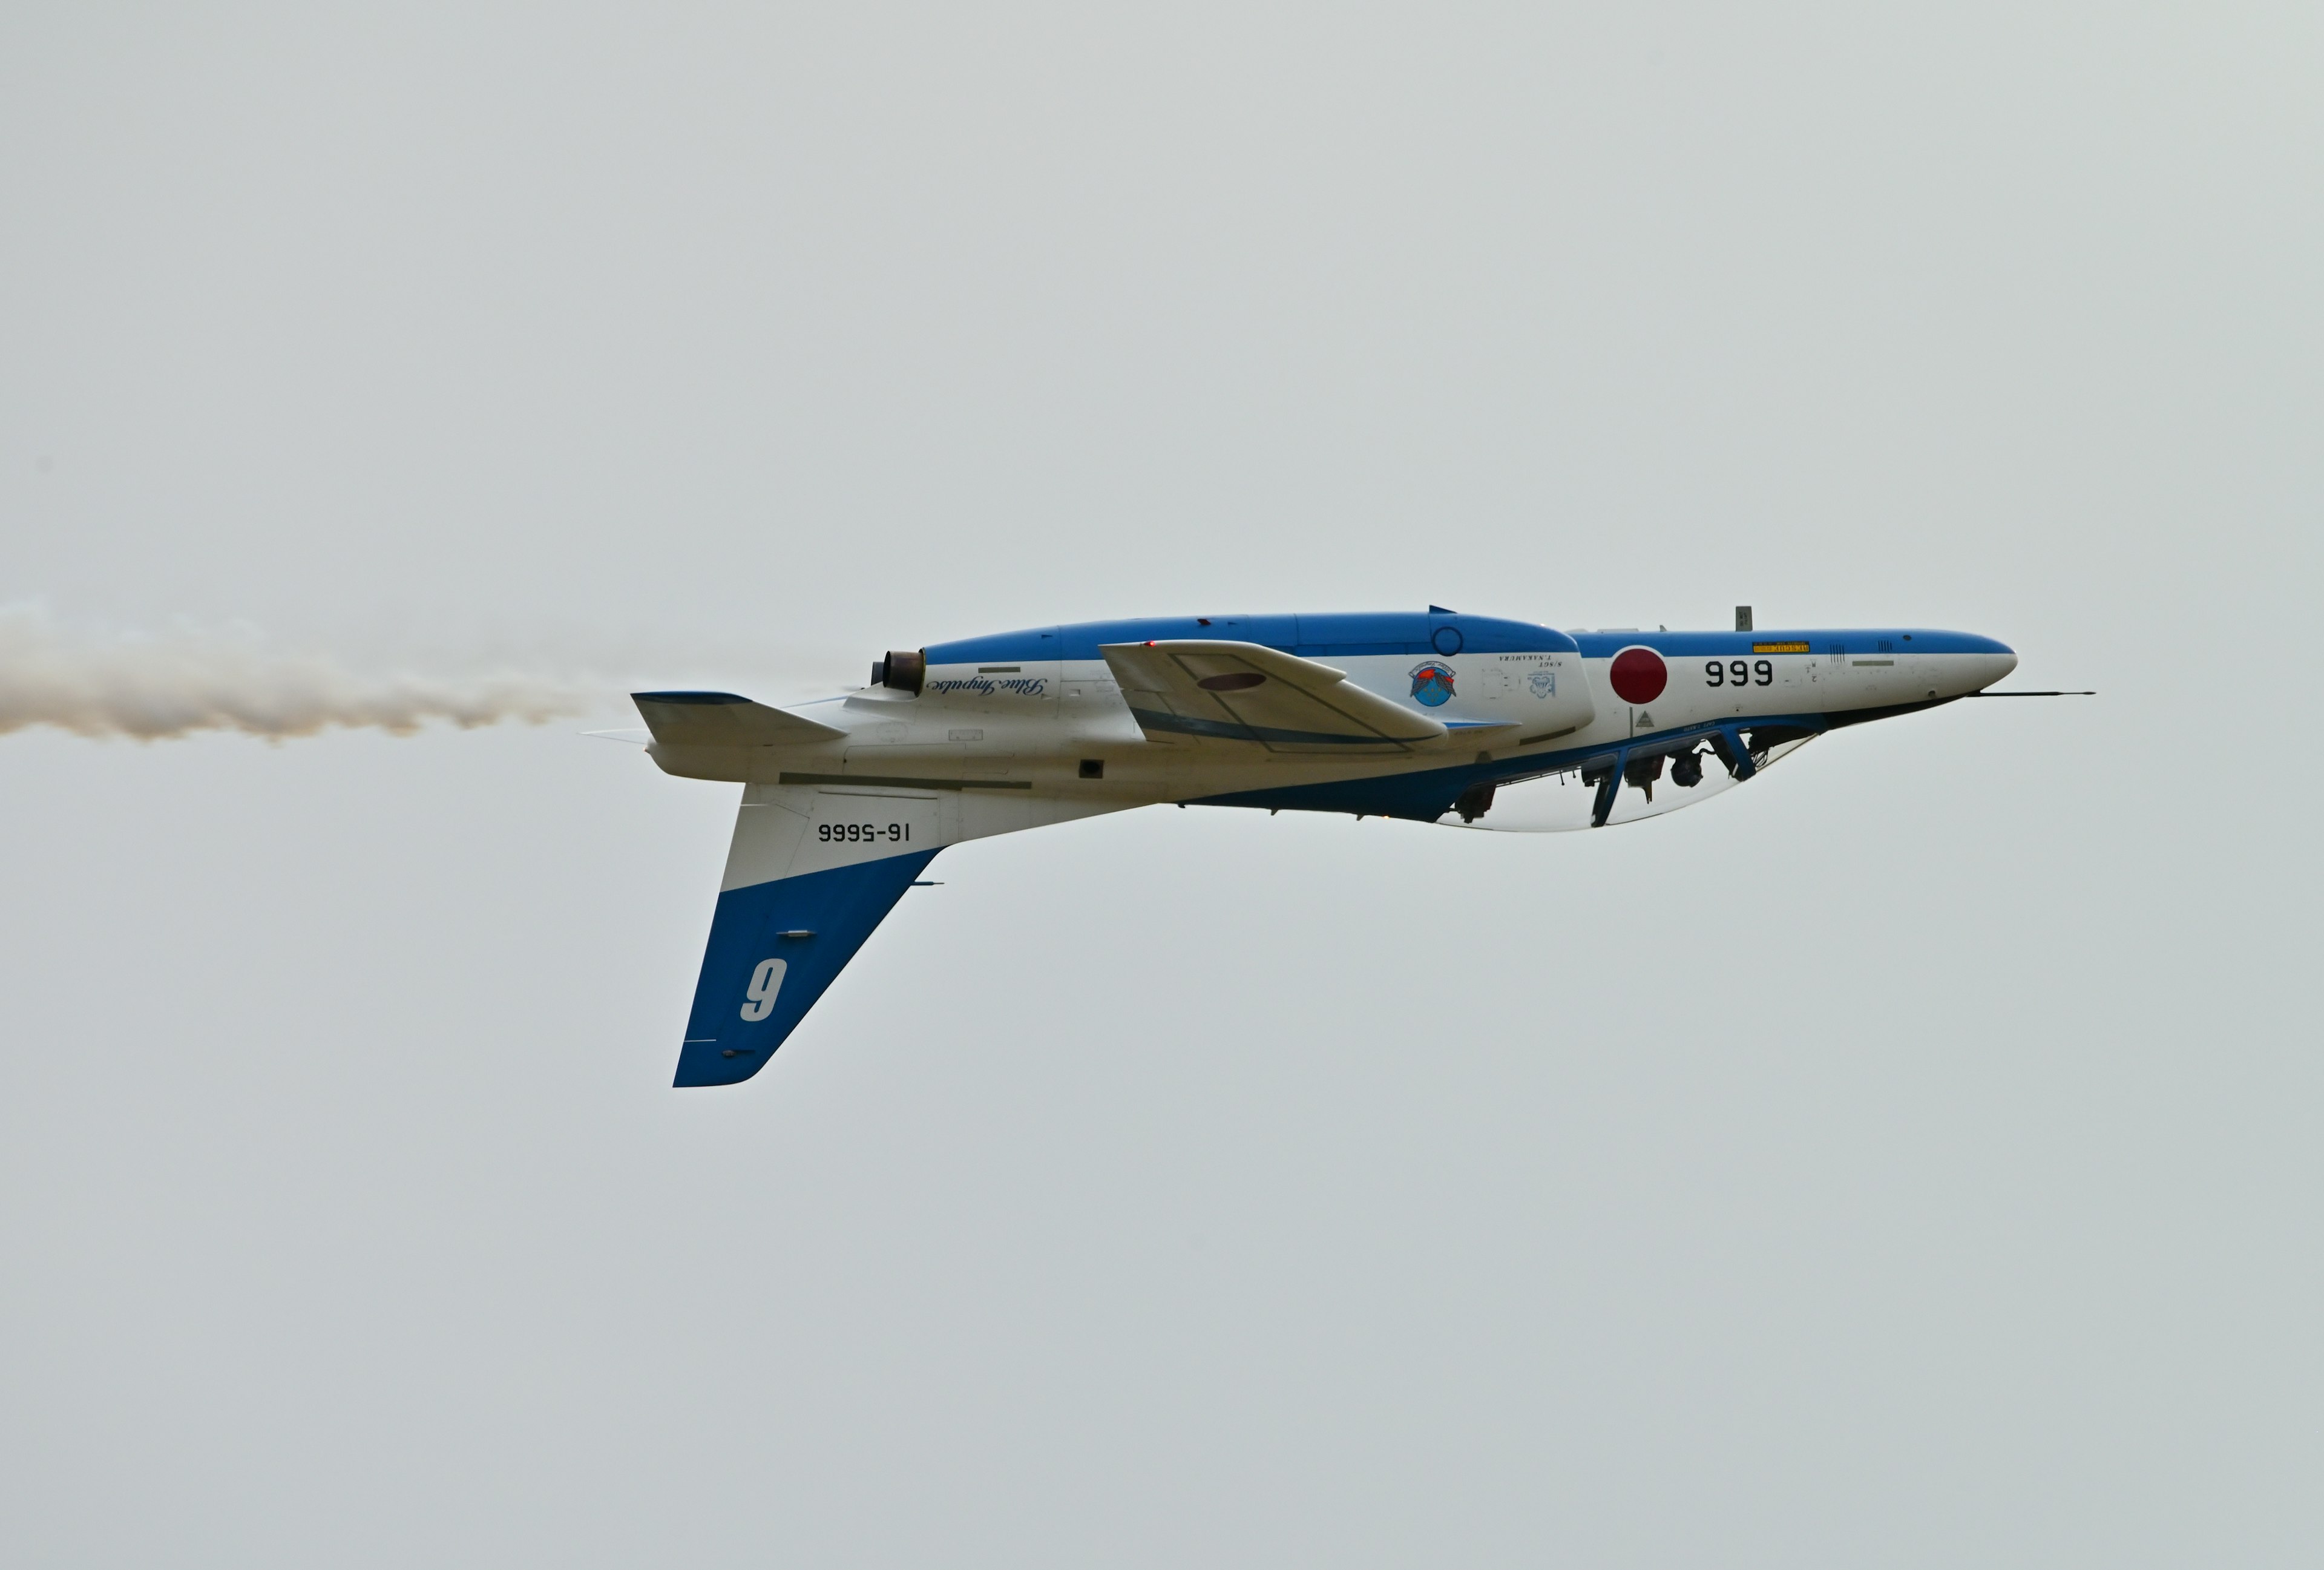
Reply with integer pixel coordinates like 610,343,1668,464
1609,646,1667,705
1408,660,1458,707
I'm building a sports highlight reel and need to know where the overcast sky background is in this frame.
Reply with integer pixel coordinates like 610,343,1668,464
4,5,2319,1565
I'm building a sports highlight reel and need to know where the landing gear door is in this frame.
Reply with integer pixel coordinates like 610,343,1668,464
1434,729,1817,833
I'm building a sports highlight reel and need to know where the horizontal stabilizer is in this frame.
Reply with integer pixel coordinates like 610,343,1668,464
632,691,845,747
1100,639,1446,752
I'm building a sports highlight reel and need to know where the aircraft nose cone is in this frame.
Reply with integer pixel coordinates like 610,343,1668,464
1922,632,2015,697
1966,642,2017,693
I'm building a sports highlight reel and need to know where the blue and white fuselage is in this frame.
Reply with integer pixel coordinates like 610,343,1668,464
635,611,2018,1085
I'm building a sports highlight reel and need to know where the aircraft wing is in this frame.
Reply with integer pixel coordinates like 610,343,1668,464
1100,639,1447,752
632,691,845,747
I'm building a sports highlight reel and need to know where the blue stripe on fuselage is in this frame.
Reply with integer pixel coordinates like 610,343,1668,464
1571,629,2011,658
921,616,2009,666
924,613,1579,665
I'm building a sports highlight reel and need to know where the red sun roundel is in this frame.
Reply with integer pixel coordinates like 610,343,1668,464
1609,646,1667,705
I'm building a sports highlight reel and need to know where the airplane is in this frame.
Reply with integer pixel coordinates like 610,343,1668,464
632,606,2059,1086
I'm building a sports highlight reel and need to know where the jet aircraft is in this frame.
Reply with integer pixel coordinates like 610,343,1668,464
633,608,2034,1086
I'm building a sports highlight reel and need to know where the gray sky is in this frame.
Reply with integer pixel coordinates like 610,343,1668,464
4,5,2319,1565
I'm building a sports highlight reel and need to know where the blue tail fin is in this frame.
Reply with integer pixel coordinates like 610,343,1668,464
674,849,940,1087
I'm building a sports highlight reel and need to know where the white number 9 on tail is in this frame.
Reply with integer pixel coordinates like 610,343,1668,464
740,958,787,1021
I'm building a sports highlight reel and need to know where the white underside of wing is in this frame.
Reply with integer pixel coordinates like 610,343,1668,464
1100,639,1448,752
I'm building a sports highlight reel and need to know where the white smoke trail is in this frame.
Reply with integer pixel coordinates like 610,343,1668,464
0,605,595,740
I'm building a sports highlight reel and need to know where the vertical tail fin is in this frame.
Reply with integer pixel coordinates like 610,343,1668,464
671,780,942,1087
675,849,938,1086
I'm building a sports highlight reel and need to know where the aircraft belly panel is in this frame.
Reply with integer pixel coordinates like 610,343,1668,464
845,743,967,781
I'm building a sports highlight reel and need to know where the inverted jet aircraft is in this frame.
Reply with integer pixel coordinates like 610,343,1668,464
634,608,2028,1086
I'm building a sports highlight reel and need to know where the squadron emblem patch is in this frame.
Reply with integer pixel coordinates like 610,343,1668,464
1408,660,1457,708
